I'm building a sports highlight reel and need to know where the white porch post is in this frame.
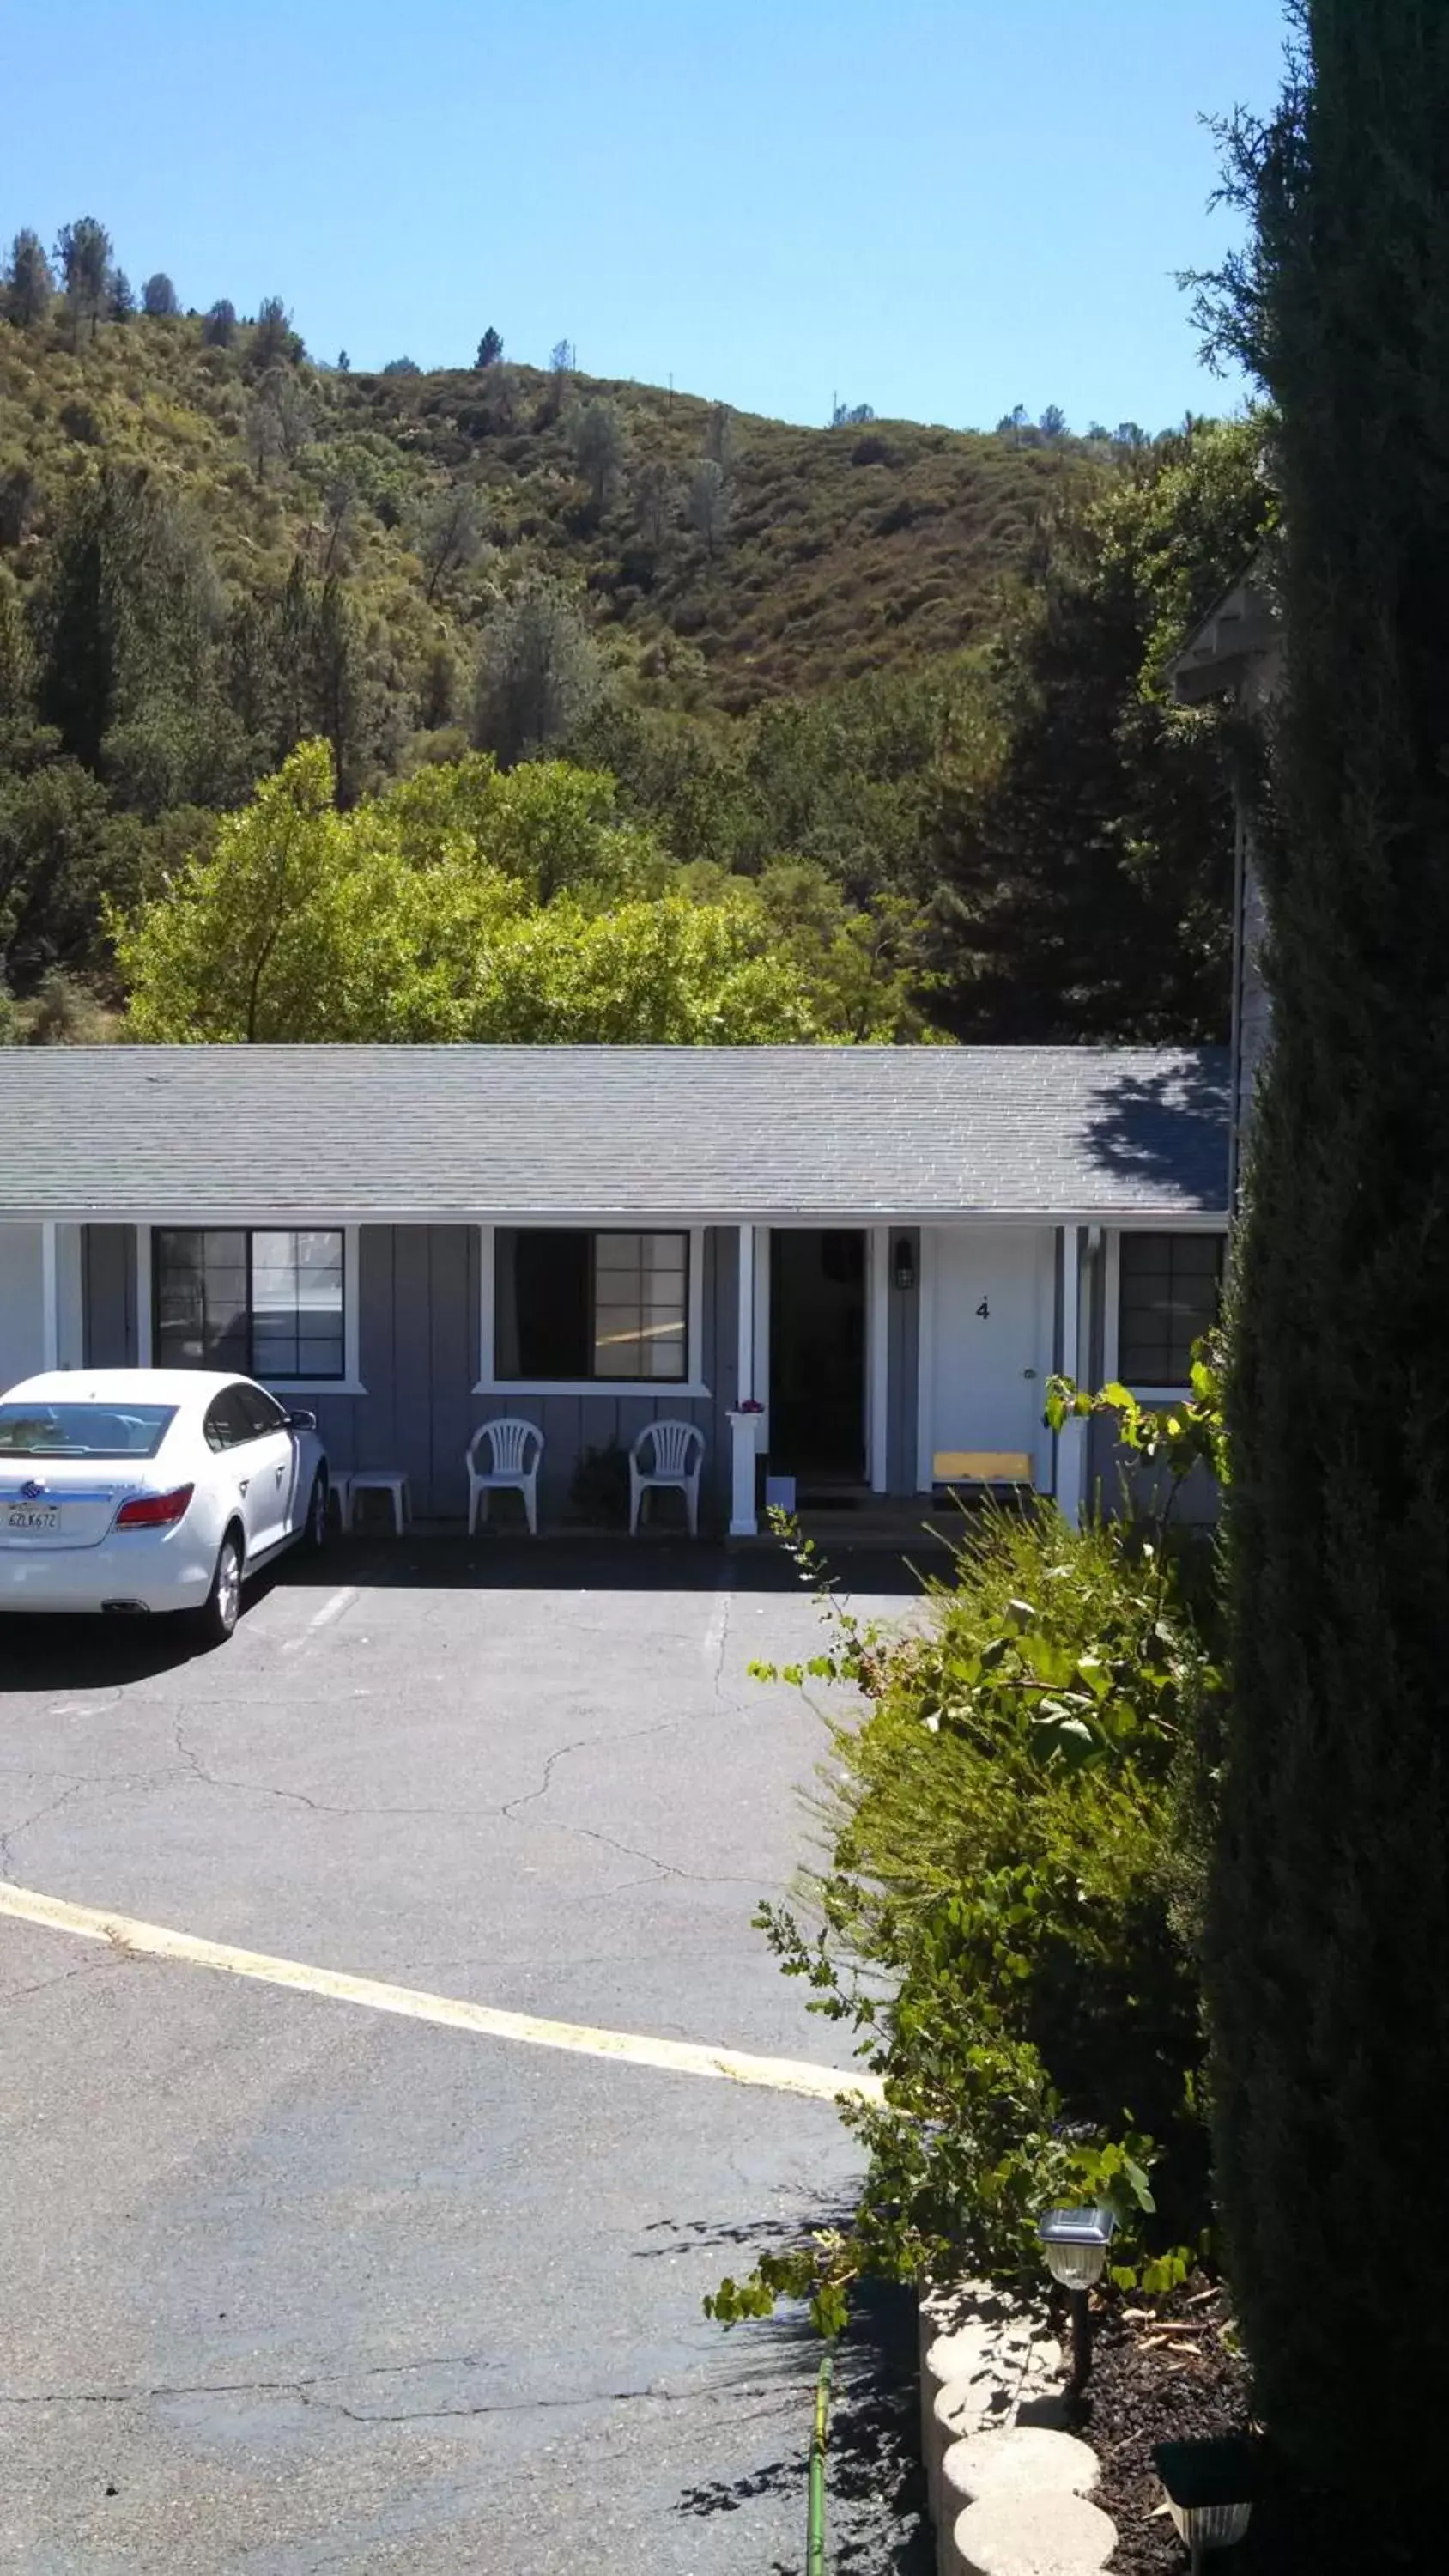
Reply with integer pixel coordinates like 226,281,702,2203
869,1224,890,1492
915,1225,936,1491
1058,1224,1088,1527
727,1224,759,1536
39,1221,58,1371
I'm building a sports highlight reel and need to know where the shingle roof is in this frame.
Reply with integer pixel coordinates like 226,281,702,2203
0,1045,1231,1222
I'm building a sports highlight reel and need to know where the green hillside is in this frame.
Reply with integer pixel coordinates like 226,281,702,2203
0,307,1100,720
0,237,1273,1046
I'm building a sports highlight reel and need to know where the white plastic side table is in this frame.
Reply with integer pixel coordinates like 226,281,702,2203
346,1469,409,1534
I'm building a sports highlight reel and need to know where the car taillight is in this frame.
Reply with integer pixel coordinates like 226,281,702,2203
115,1484,195,1529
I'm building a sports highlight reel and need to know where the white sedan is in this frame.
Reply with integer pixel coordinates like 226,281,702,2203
0,1369,330,1645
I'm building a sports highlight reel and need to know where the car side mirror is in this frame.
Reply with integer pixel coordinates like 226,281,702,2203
284,1407,318,1432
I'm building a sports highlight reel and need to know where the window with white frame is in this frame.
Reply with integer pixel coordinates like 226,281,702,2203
153,1230,346,1382
1116,1233,1223,1388
494,1230,688,1382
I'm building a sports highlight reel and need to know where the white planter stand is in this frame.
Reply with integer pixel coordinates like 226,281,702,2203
725,1408,762,1537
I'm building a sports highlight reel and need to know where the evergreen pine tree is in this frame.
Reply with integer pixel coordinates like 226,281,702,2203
6,228,54,328
1198,0,1449,2488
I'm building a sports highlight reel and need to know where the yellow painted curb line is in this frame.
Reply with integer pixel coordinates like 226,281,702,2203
0,1880,885,2105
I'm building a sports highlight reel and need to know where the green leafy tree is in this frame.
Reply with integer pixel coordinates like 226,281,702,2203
567,397,625,510
475,327,503,368
415,483,484,600
203,298,237,347
114,740,351,1039
318,473,359,576
113,742,821,1042
473,579,601,765
108,268,136,322
1192,0,1449,2494
142,272,178,317
381,355,421,376
5,229,53,329
688,456,731,556
308,573,381,805
0,758,117,993
630,456,676,545
927,416,1273,1040
53,216,112,345
31,462,227,790
250,295,294,369
705,402,736,470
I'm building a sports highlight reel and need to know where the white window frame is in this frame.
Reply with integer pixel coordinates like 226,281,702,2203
475,1222,710,1399
1104,1226,1228,1401
138,1222,365,1394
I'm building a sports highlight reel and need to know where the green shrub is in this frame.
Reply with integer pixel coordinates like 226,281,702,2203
708,1498,1221,2334
567,1437,629,1528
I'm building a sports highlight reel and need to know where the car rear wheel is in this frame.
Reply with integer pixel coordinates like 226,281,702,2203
193,1528,243,1647
301,1469,329,1552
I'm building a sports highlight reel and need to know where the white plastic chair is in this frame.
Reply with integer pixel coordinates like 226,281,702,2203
629,1419,706,1537
467,1418,544,1535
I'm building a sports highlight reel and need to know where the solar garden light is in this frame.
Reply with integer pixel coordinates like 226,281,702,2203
1037,2203,1117,2395
1153,2437,1261,2573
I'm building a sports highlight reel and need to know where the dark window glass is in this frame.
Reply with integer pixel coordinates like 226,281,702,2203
500,1231,688,1382
233,1383,288,1437
1118,1235,1224,1387
512,1230,591,1377
203,1388,258,1452
155,1231,344,1382
155,1230,248,1372
0,1402,175,1459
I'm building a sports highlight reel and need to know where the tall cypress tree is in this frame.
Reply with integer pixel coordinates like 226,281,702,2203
1200,3,1449,2486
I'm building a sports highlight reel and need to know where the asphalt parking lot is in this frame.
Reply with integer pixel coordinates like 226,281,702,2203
0,1538,929,2575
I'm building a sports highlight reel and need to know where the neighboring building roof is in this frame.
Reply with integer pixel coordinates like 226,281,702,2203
0,1045,1232,1223
1170,562,1281,705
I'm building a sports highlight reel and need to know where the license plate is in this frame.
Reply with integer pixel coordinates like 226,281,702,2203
5,1506,58,1534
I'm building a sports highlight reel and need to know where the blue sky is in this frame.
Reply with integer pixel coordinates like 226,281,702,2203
6,0,1288,429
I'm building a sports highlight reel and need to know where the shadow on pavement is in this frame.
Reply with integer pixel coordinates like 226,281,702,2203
671,2268,930,2576
281,1534,934,1597
0,1536,927,1692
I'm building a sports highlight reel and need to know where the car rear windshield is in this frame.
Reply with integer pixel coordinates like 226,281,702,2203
0,1403,177,1460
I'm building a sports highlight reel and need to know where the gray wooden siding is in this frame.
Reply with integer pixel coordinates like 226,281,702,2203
82,1225,137,1365
885,1230,919,1494
311,1224,737,1528
1086,1418,1219,1528
305,1225,477,1522
1085,1227,1219,1526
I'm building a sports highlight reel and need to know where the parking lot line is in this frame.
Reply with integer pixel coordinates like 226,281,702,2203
279,1583,358,1652
0,1880,885,2105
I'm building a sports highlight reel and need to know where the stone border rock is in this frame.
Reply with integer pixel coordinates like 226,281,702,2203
919,2281,1119,2576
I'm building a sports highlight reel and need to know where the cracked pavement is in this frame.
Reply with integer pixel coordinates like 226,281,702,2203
0,1537,919,2573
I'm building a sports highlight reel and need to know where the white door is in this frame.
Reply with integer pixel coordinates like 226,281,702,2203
930,1227,1052,1484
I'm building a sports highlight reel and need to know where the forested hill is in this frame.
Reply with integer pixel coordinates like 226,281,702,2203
0,228,1275,1047
0,300,1100,713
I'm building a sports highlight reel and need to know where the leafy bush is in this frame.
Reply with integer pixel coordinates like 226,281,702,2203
567,1438,630,1528
709,1493,1221,2334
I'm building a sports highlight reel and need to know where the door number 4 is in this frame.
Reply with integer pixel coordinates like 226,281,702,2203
976,1297,991,1319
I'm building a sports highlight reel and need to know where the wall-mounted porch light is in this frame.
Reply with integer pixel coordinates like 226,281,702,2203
893,1236,917,1291
1153,2437,1261,2572
1037,2203,1117,2394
